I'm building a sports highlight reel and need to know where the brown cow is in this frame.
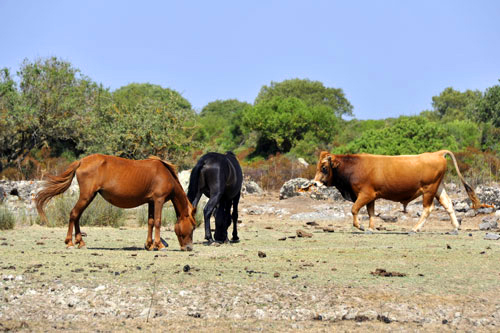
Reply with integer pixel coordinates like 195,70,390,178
314,150,486,233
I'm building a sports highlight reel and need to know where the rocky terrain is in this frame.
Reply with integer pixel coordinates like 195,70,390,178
1,178,499,331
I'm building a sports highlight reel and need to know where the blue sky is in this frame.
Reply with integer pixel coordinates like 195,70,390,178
1,0,499,119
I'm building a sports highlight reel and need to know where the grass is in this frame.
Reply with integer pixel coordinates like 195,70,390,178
0,205,15,230
0,224,498,295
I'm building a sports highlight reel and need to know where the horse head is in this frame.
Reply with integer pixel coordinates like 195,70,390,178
174,201,196,251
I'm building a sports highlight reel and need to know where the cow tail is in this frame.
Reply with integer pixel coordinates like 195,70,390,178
187,161,203,204
442,150,484,209
35,160,81,224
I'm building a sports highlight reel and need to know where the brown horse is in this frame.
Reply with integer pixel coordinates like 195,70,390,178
35,154,196,251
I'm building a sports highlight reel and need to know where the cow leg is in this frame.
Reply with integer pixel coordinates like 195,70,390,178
367,201,376,231
436,186,460,231
351,193,375,231
412,193,435,232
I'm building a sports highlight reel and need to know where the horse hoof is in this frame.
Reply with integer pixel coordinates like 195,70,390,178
203,239,214,246
230,238,240,243
160,238,169,248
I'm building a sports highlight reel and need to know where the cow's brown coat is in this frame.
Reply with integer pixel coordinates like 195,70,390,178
314,150,485,232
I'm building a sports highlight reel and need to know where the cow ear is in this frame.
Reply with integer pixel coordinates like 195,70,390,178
328,155,340,168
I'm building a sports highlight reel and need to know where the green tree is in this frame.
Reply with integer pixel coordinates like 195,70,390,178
196,99,251,151
84,83,197,167
255,78,353,118
113,83,191,112
243,96,339,157
477,81,500,127
0,57,106,169
339,117,459,155
430,87,482,121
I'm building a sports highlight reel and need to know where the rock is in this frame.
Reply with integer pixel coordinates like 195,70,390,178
453,201,470,212
0,186,5,203
183,265,191,272
279,178,343,201
479,218,498,231
379,215,397,222
478,207,495,214
242,180,264,195
476,185,500,208
273,272,280,278
484,233,500,240
296,230,313,238
258,251,267,258
322,227,335,233
297,158,309,167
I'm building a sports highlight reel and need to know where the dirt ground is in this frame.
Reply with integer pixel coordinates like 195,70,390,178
1,192,500,332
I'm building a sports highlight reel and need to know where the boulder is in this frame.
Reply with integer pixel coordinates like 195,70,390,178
479,217,498,231
476,185,500,208
279,178,343,201
242,180,263,195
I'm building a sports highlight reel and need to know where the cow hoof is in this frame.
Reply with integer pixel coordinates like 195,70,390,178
66,246,75,250
364,230,373,235
408,231,416,236
159,246,168,251
160,238,169,248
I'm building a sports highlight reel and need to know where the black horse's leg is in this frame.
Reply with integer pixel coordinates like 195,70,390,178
203,193,222,244
214,199,230,243
230,192,241,243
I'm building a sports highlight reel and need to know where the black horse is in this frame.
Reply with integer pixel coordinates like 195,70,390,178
187,152,243,244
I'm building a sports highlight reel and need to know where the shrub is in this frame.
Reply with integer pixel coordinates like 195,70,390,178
0,206,15,230
242,153,314,191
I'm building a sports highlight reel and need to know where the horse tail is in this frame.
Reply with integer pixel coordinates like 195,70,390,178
441,150,488,209
187,160,204,204
35,160,81,224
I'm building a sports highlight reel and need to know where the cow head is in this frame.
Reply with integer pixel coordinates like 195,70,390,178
314,151,339,186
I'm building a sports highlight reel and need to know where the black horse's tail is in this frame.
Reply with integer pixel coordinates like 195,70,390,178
187,160,203,204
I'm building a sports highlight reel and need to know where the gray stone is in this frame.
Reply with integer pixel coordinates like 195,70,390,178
453,201,470,212
476,185,500,208
379,215,397,222
479,218,498,231
242,180,263,195
280,178,343,201
484,233,500,240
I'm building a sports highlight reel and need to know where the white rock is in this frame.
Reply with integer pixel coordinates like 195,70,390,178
94,285,106,292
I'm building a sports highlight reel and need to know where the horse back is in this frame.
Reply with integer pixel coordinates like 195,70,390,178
76,154,176,207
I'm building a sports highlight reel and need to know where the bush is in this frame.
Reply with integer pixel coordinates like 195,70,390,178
44,194,124,228
242,154,315,191
0,206,15,230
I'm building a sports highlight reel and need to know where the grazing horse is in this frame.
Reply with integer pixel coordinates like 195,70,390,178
187,152,243,244
35,154,196,251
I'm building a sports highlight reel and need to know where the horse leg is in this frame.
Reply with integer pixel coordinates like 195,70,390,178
153,199,166,250
68,192,97,249
230,192,241,243
145,202,155,250
214,199,228,243
203,194,222,244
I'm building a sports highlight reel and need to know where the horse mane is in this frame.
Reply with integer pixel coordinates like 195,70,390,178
148,156,181,185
